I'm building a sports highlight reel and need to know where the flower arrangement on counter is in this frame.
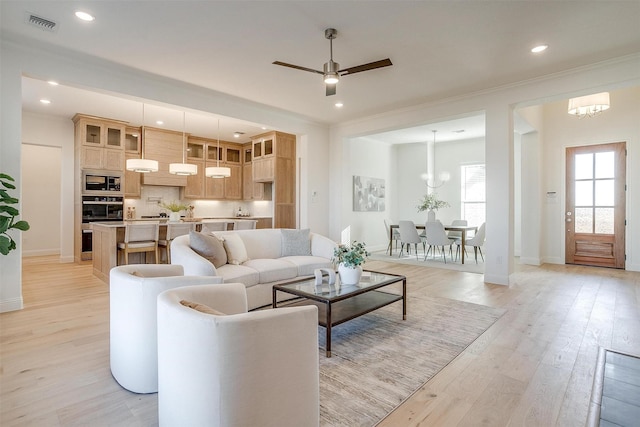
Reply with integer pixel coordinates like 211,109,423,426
332,240,370,268
417,192,450,212
160,200,190,213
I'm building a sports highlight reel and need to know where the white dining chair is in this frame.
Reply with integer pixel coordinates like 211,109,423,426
456,222,485,263
424,221,452,263
398,220,425,260
384,219,401,255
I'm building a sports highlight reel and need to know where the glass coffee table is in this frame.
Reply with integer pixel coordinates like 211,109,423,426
272,270,406,357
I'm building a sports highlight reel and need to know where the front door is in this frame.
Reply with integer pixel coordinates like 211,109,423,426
565,142,626,268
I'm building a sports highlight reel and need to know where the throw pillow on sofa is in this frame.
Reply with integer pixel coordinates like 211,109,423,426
189,231,227,268
222,233,249,265
281,228,312,256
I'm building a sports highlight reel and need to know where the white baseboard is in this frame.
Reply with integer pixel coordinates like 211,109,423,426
483,273,509,286
0,297,23,313
625,262,640,272
542,256,564,265
59,255,75,263
519,257,541,266
23,249,60,257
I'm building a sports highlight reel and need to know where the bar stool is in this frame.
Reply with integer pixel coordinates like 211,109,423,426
158,222,195,263
233,219,257,230
118,222,160,265
201,221,230,233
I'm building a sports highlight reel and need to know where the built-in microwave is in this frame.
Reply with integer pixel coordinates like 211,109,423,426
83,171,122,194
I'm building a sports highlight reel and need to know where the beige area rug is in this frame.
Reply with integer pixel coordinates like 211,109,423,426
370,250,485,274
318,293,505,426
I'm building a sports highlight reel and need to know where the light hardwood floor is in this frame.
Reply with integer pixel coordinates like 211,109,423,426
1,257,639,426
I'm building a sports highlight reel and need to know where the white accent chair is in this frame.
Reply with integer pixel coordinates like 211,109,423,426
157,283,319,427
109,264,223,394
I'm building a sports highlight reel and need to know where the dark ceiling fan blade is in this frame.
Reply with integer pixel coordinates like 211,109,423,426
326,83,336,96
338,58,393,76
272,61,324,75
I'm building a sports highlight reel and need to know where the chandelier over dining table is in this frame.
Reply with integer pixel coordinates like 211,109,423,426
420,130,450,189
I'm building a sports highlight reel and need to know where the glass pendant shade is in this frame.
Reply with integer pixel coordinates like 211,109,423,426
205,166,231,178
568,92,610,118
126,158,158,173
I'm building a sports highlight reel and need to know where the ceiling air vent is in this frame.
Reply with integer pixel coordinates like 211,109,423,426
25,12,58,32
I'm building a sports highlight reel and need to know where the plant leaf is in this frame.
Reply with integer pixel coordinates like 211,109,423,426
0,206,19,216
0,235,11,255
12,220,30,231
0,180,16,190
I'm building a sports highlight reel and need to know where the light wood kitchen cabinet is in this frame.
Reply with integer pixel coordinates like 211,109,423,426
125,126,141,152
242,145,265,200
250,131,296,228
224,163,242,200
124,152,141,198
141,127,187,187
73,114,126,171
183,159,205,199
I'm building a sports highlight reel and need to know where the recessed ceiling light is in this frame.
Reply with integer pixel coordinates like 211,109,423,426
156,120,163,125
75,11,95,21
47,80,59,86
40,99,51,104
335,102,344,108
531,45,548,53
233,131,245,138
453,129,465,133
261,127,267,130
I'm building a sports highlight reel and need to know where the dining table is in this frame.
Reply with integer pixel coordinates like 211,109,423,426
389,223,478,264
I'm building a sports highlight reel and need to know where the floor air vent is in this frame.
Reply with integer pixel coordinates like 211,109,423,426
25,12,58,32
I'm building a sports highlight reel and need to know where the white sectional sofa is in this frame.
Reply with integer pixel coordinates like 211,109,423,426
171,228,337,310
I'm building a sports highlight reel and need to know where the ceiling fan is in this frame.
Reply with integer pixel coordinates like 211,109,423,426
273,28,393,96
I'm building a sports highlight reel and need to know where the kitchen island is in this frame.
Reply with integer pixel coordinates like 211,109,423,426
91,217,271,284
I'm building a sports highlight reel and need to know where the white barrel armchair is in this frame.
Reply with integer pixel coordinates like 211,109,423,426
109,264,223,394
157,283,320,427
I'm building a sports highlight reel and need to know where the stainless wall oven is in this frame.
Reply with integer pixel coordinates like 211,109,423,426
81,195,124,260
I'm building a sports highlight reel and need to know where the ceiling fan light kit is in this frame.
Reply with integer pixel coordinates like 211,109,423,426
273,28,392,96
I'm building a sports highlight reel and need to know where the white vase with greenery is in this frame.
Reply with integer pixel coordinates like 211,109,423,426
160,201,190,223
332,241,370,285
417,193,450,222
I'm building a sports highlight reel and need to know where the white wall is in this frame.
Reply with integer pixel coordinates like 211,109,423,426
21,144,61,256
21,112,75,261
540,86,640,270
341,137,394,251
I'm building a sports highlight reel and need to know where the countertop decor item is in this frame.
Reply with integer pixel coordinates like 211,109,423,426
0,173,30,255
160,201,189,222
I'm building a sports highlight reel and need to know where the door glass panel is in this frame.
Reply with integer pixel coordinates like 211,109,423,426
595,208,614,234
575,153,593,179
575,208,593,233
595,151,614,179
575,181,593,206
595,180,614,206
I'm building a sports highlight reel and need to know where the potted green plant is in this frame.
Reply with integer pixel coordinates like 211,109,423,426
417,193,450,222
0,173,30,255
332,240,370,285
160,201,190,222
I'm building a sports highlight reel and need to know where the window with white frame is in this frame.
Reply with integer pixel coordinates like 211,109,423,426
461,164,486,226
